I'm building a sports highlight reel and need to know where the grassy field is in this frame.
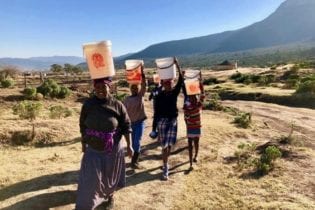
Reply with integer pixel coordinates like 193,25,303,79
0,67,314,210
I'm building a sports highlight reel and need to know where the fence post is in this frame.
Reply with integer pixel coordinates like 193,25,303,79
24,74,27,88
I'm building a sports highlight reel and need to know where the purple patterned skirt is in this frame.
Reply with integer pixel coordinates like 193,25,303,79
75,136,125,210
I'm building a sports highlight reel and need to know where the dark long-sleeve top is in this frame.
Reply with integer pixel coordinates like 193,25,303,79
79,96,132,150
155,75,183,119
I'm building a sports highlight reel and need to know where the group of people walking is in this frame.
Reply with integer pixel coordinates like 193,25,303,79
75,58,204,210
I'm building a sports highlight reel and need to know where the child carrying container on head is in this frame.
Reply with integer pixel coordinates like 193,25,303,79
182,71,205,171
123,63,147,169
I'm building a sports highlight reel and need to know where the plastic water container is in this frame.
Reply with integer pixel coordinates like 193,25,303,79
184,80,201,95
184,69,200,80
82,40,115,79
125,59,143,84
155,57,177,80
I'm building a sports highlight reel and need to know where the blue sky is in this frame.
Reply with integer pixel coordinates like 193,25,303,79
0,0,285,58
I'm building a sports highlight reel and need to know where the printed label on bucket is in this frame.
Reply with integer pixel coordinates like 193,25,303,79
185,80,201,95
126,66,142,84
91,53,106,69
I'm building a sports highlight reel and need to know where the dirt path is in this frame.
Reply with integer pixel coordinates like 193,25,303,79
0,93,314,209
222,100,315,149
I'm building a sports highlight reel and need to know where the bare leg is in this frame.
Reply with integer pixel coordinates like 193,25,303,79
193,137,199,162
188,138,193,168
162,146,171,179
162,147,170,166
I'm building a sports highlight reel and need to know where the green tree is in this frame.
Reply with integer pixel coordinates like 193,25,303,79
0,66,20,81
64,63,73,74
12,101,43,140
72,66,83,74
50,64,63,73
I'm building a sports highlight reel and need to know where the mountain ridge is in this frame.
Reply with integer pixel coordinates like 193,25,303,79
127,0,315,59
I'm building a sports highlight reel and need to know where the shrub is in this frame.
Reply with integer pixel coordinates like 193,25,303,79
258,74,276,86
49,105,72,119
235,74,252,84
300,74,315,83
35,93,44,101
233,112,252,128
283,79,300,89
296,80,315,94
1,79,14,88
256,146,282,174
223,106,240,115
281,68,299,80
250,75,261,83
12,101,42,141
23,87,37,99
230,72,242,80
117,80,129,88
203,77,218,85
58,86,71,98
0,67,20,81
12,101,42,121
37,79,60,97
203,93,223,111
234,143,257,170
36,79,71,98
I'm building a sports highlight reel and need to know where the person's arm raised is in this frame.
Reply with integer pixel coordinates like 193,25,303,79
139,65,146,97
174,57,183,95
199,71,205,102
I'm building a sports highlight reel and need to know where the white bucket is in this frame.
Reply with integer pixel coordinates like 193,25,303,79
184,69,200,80
155,57,176,80
184,80,201,95
125,59,144,84
82,40,115,79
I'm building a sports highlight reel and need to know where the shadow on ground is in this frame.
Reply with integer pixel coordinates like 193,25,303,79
0,170,78,210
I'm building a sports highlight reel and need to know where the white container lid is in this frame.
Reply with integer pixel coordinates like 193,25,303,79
82,40,112,48
155,57,174,69
125,59,144,70
185,69,200,80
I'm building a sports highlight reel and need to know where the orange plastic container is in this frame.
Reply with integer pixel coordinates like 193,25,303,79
125,60,143,84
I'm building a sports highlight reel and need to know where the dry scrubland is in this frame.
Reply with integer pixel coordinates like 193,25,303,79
0,67,314,210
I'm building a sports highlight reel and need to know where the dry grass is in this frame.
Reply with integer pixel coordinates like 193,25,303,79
206,81,295,96
0,83,314,210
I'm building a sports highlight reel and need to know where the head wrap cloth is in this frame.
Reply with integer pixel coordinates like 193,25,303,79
93,77,112,87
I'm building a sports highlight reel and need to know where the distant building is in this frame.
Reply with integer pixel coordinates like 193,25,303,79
212,60,237,70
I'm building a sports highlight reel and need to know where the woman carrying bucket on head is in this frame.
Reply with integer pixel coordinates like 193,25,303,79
155,57,183,180
182,70,205,171
123,60,147,169
76,41,133,210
